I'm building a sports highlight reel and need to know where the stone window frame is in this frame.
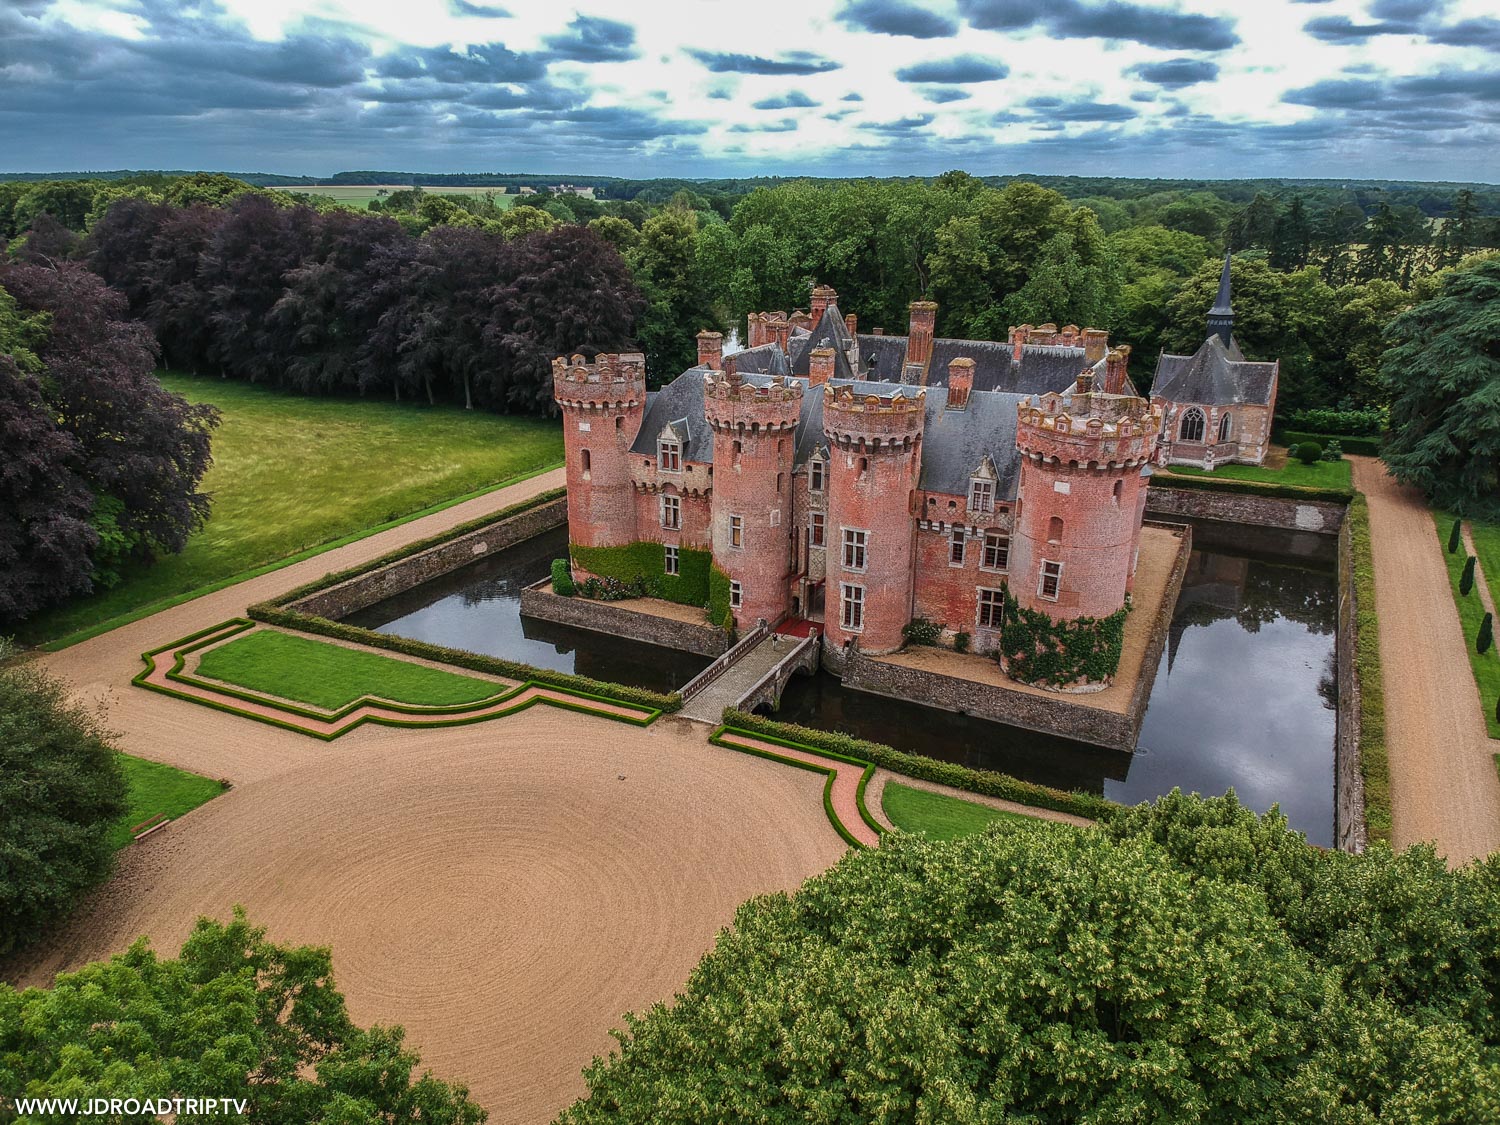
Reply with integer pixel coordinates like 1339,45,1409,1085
976,586,1004,629
580,448,591,479
840,582,865,633
981,531,1009,573
661,494,681,530
968,478,994,513
1039,559,1063,601
1218,411,1233,442
841,527,868,572
809,457,825,493
729,580,743,610
729,514,744,549
1179,407,1206,443
948,526,967,567
809,512,826,548
658,438,682,473
664,545,679,576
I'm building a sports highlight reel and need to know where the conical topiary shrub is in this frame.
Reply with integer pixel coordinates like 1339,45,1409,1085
1480,613,1494,655
1449,519,1463,554
1461,555,1476,596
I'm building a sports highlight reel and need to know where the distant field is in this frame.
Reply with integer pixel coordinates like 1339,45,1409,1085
292,184,520,211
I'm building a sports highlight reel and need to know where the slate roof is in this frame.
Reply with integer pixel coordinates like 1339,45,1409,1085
788,305,858,381
1150,334,1277,407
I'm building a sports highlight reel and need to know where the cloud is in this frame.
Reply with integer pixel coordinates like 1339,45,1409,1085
894,55,1008,83
751,91,818,109
1427,18,1500,52
729,118,800,132
1127,57,1218,87
685,49,839,75
841,91,865,101
918,86,970,103
377,43,547,84
958,0,1239,51
1024,96,1138,121
448,0,512,16
541,15,638,62
836,0,959,38
859,113,934,134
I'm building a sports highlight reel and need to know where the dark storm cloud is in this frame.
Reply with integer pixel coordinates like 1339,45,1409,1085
958,0,1239,51
556,104,708,140
836,0,959,39
540,15,639,62
685,49,840,75
752,91,818,110
894,55,1008,83
1127,57,1219,87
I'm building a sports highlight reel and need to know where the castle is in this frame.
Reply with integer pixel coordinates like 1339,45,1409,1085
553,284,1175,691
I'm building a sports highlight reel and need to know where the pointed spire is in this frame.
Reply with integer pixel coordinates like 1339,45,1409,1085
1207,252,1233,346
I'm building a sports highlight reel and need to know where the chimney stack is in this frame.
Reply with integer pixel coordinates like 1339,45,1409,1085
746,313,766,349
844,312,857,336
810,284,838,329
1082,328,1109,365
1009,324,1031,364
872,327,884,336
789,310,812,334
809,347,837,386
697,330,723,371
907,300,937,374
770,314,791,353
1104,345,1131,395
1076,370,1094,394
946,357,974,410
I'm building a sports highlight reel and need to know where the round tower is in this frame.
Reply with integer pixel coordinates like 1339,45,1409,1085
1009,368,1162,628
552,352,647,549
821,383,926,656
704,368,802,629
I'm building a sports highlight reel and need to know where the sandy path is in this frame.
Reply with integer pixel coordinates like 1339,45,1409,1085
712,731,880,847
8,470,848,1122
1350,457,1500,863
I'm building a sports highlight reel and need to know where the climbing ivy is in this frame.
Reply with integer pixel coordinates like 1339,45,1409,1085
998,589,1128,687
569,541,712,608
707,563,734,632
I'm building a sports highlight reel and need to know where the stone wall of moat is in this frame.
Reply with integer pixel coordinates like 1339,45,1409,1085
519,584,728,657
1146,484,1346,535
1334,513,1367,853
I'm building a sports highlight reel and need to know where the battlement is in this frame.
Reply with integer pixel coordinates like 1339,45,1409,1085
1009,323,1110,363
1015,387,1161,468
703,370,802,433
552,352,647,407
823,383,926,449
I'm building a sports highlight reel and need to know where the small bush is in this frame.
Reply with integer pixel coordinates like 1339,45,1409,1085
1450,519,1464,554
551,558,576,596
1461,555,1476,596
902,618,941,647
1480,613,1494,655
953,631,971,654
1281,430,1382,456
1320,439,1343,462
1294,441,1323,465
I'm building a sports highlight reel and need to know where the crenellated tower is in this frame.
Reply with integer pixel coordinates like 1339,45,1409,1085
1008,367,1162,631
703,366,803,629
552,352,647,549
822,384,926,655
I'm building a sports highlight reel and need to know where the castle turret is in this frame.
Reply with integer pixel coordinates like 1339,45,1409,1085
704,368,802,629
1009,374,1161,638
552,352,647,549
822,383,926,655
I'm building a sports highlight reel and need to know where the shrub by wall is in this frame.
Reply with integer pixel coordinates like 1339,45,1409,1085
551,559,575,596
902,619,941,647
1347,495,1389,844
569,541,712,609
721,709,1115,822
998,592,1127,687
1285,408,1384,437
1282,430,1382,457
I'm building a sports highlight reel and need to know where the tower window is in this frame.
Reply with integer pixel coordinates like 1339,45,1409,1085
809,512,826,548
841,584,865,632
664,545,679,576
977,588,1003,629
1047,516,1064,544
729,580,743,609
983,532,1009,572
810,459,825,492
857,456,868,476
949,527,966,566
842,528,868,571
661,495,680,530
658,439,681,472
581,448,591,475
776,472,784,493
730,515,744,548
1113,479,1123,506
1039,560,1063,601
969,479,994,513
1179,407,1205,443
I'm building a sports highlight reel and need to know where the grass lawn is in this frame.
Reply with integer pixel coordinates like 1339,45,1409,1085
1165,456,1353,489
881,781,1036,840
195,629,499,711
23,372,562,646
1436,513,1500,739
293,185,520,212
108,755,227,850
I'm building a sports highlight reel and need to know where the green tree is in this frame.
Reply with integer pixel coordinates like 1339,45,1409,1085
1269,197,1312,270
1226,191,1279,251
0,909,487,1122
586,215,640,253
0,647,127,955
1381,257,1500,516
1462,555,1477,595
629,205,721,380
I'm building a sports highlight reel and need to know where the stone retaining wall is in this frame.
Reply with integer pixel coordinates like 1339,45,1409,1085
519,585,728,657
1334,513,1366,853
1146,484,1345,535
289,497,568,620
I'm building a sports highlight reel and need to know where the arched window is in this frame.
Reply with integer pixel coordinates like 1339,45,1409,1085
1179,408,1206,443
581,449,591,475
1047,516,1064,543
1218,412,1233,442
1112,479,1123,506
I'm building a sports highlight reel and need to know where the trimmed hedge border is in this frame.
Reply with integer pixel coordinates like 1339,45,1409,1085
721,708,1114,822
248,486,681,714
1347,495,1390,844
1281,430,1382,457
1150,472,1353,504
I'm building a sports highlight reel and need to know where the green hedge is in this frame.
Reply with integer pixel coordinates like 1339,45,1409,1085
1282,430,1382,457
1285,408,1384,436
569,540,711,609
1347,495,1389,844
721,709,1116,822
1149,473,1353,503
999,592,1126,687
551,559,575,596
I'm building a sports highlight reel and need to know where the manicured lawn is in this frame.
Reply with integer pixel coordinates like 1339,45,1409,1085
23,372,562,646
881,781,1034,840
1437,513,1500,739
195,629,499,711
1166,457,1353,489
108,755,227,850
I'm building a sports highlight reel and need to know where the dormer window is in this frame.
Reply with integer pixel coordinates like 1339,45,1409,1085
658,439,681,472
969,479,994,513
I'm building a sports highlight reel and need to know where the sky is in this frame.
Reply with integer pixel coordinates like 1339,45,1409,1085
2,0,1499,182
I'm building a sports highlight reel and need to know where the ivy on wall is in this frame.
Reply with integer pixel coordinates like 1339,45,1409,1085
998,590,1128,687
570,541,711,609
708,563,733,632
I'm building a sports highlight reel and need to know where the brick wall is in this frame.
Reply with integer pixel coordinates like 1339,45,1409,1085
519,584,728,657
1334,513,1366,853
1145,485,1345,534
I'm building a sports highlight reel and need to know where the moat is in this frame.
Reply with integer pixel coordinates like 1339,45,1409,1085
345,520,1338,845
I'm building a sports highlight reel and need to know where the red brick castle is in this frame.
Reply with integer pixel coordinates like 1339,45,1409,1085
554,285,1164,690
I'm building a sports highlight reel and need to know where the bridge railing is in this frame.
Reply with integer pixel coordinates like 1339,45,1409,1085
680,619,769,704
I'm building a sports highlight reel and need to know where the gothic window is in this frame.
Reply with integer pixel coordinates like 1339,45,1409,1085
977,588,1003,629
809,512,825,548
983,532,1009,571
1047,516,1064,544
729,515,744,548
1218,412,1233,442
810,458,825,492
665,545,679,576
1039,560,1063,601
969,478,994,513
658,439,681,472
661,495,680,530
949,527,966,565
841,584,864,632
1179,407,1206,443
842,528,868,570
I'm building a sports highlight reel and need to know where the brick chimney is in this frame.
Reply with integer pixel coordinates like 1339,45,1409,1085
1083,328,1109,365
1104,345,1132,394
1009,324,1031,363
809,347,836,386
746,313,766,349
810,285,838,329
844,312,857,336
946,357,974,410
771,314,791,353
697,330,723,371
789,310,812,333
872,327,884,336
907,300,937,373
